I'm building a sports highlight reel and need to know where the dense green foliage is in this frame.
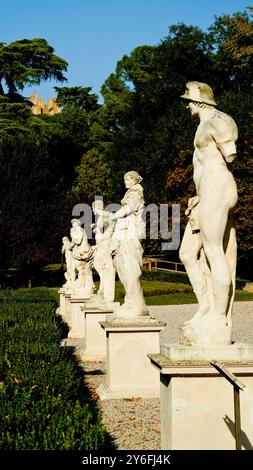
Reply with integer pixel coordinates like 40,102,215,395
0,38,67,96
0,289,109,449
0,85,99,269
0,8,252,278
72,9,253,277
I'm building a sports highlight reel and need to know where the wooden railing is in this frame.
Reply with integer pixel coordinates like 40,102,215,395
143,257,186,273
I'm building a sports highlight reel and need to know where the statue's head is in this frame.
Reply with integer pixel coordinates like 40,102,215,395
71,218,81,227
124,171,143,188
181,81,217,106
92,199,104,212
62,236,69,242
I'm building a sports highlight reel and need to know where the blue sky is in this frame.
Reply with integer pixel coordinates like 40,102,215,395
0,0,249,101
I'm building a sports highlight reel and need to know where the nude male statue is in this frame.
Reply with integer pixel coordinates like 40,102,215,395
179,81,238,345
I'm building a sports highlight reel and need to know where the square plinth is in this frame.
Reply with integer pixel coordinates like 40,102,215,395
63,291,72,327
58,289,66,318
80,308,113,361
161,342,253,362
68,297,86,339
98,319,165,399
149,353,253,450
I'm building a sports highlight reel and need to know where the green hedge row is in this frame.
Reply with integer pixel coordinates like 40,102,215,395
142,270,190,284
0,289,110,450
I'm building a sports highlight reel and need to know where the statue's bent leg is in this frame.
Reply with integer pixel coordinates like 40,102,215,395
199,201,232,323
223,212,237,326
82,263,94,297
103,258,115,302
179,222,211,322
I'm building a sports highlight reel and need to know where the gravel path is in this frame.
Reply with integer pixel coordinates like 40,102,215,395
149,301,253,345
77,301,253,450
82,360,161,450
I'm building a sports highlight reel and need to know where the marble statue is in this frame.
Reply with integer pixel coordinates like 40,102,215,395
70,218,94,297
109,171,148,318
61,236,75,288
91,199,116,304
179,81,238,345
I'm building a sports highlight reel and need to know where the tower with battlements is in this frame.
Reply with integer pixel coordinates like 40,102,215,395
29,92,61,116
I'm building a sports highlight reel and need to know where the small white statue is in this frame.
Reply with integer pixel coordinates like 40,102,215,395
70,218,94,297
91,199,116,304
61,236,75,288
179,81,238,345
109,171,148,318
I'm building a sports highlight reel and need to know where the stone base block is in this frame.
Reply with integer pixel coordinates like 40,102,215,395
68,296,86,339
180,315,232,346
149,353,253,450
83,298,120,311
80,308,114,361
98,319,165,399
58,288,66,317
58,288,72,323
161,342,253,362
63,291,72,327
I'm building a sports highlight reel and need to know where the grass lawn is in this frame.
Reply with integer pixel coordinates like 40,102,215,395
45,280,253,306
145,291,253,305
146,292,197,305
115,280,253,305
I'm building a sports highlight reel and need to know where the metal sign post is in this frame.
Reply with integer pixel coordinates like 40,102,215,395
210,361,246,450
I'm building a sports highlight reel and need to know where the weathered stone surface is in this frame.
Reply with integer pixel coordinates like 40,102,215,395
98,319,165,399
180,81,239,346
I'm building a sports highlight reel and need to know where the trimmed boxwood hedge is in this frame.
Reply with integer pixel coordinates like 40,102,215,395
0,289,111,450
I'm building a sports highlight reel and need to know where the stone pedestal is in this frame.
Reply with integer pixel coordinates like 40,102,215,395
58,288,72,325
58,288,66,317
64,291,72,327
80,308,114,361
161,342,253,362
98,318,165,399
149,344,253,450
68,296,86,339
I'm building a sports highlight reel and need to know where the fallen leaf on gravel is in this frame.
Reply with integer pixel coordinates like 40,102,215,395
86,383,99,400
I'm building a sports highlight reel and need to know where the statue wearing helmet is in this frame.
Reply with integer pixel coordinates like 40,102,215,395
181,81,217,106
179,81,238,346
